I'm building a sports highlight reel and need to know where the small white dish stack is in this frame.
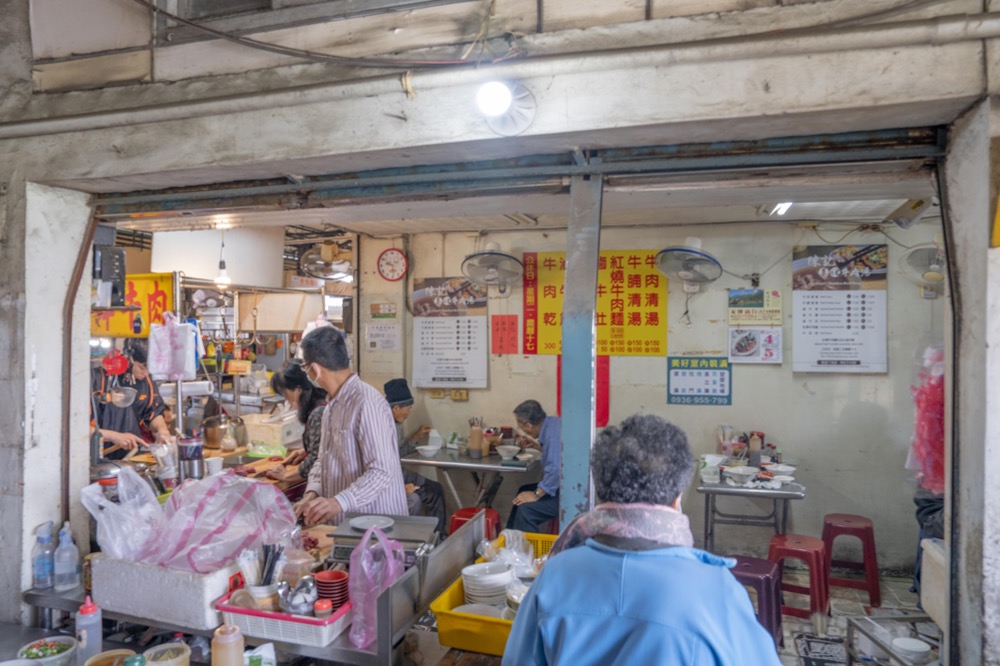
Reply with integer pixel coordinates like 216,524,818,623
462,561,514,605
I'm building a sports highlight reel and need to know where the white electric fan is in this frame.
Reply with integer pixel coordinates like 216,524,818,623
300,241,354,282
654,238,724,293
461,242,524,295
899,241,947,299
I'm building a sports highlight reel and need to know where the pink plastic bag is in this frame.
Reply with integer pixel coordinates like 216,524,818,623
348,526,406,648
143,471,296,573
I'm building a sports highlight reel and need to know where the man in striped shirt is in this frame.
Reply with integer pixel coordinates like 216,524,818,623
295,326,408,526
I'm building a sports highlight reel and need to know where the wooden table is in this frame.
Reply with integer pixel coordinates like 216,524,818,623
401,449,541,509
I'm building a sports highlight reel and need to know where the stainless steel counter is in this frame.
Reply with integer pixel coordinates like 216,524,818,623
696,481,807,552
401,449,540,508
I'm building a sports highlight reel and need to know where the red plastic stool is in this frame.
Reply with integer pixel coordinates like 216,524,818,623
730,555,784,647
767,534,829,619
821,513,881,607
448,508,501,539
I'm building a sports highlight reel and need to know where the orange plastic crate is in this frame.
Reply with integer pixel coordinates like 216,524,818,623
430,532,555,656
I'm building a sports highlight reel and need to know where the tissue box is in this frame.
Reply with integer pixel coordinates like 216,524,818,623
243,412,304,448
92,554,238,630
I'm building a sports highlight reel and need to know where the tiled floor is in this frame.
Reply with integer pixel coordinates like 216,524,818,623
409,574,929,666
765,573,924,665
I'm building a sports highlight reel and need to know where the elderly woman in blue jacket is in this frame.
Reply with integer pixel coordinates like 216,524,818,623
503,414,782,666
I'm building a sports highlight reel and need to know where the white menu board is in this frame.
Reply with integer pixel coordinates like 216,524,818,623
412,277,488,388
792,245,888,373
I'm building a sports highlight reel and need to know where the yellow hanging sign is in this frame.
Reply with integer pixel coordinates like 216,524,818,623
523,250,667,356
90,272,174,338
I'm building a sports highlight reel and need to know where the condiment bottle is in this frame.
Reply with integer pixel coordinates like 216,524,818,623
314,598,333,619
76,595,103,665
211,624,244,666
748,433,763,467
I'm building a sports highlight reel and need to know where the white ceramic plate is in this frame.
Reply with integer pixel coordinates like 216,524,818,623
768,464,797,475
772,475,795,484
453,603,504,618
349,515,395,532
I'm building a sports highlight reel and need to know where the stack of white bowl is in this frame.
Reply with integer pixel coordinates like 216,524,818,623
462,562,514,606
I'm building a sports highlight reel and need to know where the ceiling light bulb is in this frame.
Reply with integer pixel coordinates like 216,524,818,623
772,202,793,216
215,260,232,289
476,82,513,117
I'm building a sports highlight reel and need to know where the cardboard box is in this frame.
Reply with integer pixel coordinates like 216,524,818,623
243,412,304,448
920,537,947,629
92,554,238,631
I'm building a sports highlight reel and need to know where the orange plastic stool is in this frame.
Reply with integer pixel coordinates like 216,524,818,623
821,513,881,607
448,507,501,539
767,534,829,619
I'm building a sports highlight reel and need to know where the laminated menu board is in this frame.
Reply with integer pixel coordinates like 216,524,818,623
412,278,488,388
792,245,888,373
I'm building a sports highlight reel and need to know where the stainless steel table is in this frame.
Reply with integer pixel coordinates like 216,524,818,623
400,449,540,509
845,612,938,664
696,481,806,552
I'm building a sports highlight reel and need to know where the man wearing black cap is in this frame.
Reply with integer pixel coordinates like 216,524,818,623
91,339,170,459
385,378,447,535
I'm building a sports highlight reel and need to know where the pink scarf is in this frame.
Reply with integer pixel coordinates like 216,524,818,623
549,502,694,556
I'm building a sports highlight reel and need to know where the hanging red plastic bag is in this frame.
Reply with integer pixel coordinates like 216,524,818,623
348,526,406,648
148,312,198,380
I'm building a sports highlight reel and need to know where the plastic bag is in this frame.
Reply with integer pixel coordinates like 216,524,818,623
348,526,406,648
148,312,198,380
146,472,296,573
477,529,537,578
81,467,164,560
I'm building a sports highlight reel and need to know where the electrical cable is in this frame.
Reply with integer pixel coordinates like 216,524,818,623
126,0,512,68
124,0,956,71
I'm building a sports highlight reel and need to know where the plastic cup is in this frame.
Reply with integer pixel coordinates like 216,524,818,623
204,457,223,475
247,583,279,611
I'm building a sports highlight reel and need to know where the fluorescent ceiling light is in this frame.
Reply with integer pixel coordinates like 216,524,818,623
476,82,513,117
771,202,793,216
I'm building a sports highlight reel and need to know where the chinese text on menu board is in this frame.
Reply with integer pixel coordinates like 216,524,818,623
791,245,888,373
667,357,732,406
523,250,667,356
411,277,488,388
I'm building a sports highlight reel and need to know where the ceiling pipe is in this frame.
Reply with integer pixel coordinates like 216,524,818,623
1,11,999,140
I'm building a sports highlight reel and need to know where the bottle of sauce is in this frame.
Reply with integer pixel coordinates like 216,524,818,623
211,624,244,666
76,596,103,665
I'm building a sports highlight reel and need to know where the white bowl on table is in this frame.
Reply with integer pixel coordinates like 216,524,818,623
496,444,521,460
415,445,441,458
723,466,759,485
17,637,77,666
516,450,540,462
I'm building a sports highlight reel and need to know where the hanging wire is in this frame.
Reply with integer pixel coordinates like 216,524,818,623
678,292,694,327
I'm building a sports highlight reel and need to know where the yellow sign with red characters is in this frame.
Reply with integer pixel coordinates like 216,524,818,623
522,250,667,356
90,273,174,338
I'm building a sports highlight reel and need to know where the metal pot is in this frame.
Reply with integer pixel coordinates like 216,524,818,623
202,414,248,449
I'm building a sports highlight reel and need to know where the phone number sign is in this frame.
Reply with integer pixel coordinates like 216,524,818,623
667,356,732,406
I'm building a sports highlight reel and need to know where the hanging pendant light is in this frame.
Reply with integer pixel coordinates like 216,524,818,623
215,230,232,290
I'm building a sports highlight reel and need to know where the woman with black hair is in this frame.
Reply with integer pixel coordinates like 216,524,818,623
266,361,327,485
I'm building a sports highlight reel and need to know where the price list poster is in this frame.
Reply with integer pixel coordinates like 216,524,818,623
411,277,489,388
522,250,666,356
792,245,888,373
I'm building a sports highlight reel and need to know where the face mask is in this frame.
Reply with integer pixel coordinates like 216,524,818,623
306,364,322,388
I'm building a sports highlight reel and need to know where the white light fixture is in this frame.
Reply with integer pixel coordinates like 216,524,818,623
215,230,232,290
214,216,234,230
476,81,513,117
771,202,793,216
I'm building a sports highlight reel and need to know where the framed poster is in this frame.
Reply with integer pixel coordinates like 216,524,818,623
667,357,732,406
792,245,888,373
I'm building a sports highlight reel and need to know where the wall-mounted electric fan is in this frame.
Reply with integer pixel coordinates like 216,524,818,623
461,242,524,295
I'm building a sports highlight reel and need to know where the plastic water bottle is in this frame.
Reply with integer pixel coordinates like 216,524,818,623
31,521,54,589
211,624,244,666
54,521,81,591
76,595,103,665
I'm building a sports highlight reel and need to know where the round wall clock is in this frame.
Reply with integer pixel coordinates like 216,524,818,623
377,248,408,281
